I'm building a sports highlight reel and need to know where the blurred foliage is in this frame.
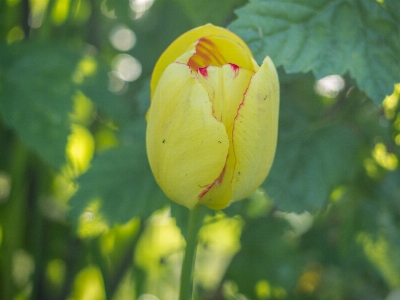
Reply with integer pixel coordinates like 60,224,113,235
0,0,399,299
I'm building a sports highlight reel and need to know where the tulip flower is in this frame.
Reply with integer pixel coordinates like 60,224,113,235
146,24,279,210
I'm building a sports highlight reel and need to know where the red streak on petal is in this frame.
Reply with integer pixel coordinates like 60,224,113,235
230,82,251,184
197,164,227,199
198,67,208,77
199,38,225,65
229,63,239,77
216,164,227,185
188,38,226,70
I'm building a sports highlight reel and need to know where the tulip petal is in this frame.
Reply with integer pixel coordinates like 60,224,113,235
195,64,254,209
195,64,254,129
184,36,257,72
146,63,229,209
230,56,280,202
150,24,254,98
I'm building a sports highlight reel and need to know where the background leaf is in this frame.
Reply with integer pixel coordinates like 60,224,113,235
262,74,361,212
173,0,245,26
229,0,400,105
265,123,360,212
0,43,79,169
69,119,168,225
226,214,302,299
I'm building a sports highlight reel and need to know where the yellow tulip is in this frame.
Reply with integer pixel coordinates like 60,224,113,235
146,24,279,210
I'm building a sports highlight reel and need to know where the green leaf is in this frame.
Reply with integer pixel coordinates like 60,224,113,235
0,42,129,169
262,80,361,213
0,43,79,169
78,59,130,124
265,125,360,213
69,119,168,225
226,215,301,298
229,0,400,105
173,0,246,26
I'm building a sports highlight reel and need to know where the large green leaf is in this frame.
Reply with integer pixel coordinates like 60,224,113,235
262,75,361,213
265,124,360,213
229,0,400,105
69,119,168,225
226,215,301,298
0,42,129,169
78,59,130,124
173,0,245,26
0,43,79,169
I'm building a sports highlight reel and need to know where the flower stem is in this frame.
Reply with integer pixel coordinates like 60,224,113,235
179,205,206,300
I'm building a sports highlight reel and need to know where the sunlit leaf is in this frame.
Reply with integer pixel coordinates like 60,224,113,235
77,57,130,123
0,43,79,169
229,0,400,105
69,119,168,225
262,77,361,213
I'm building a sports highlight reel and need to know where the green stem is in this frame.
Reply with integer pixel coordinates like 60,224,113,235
179,205,206,300
0,139,29,299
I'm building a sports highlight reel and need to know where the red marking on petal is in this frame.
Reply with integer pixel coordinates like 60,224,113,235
188,38,226,70
230,80,252,184
215,164,226,185
198,184,213,199
198,67,208,77
197,164,227,199
229,63,239,77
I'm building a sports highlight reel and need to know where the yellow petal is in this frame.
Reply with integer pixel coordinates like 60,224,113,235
194,64,254,129
150,24,254,98
146,63,229,209
230,56,280,201
194,64,254,209
180,36,257,72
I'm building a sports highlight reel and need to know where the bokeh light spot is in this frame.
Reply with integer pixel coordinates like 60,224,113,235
297,270,321,294
372,143,398,171
12,249,35,288
70,91,95,126
255,280,272,298
46,259,66,288
78,199,109,238
382,88,399,120
0,172,11,203
29,0,48,28
315,75,345,98
130,0,154,17
134,209,184,272
100,0,116,19
73,57,98,84
358,232,400,287
71,266,105,300
364,157,380,178
197,214,243,289
6,26,24,44
51,0,71,25
395,134,400,146
277,211,313,237
66,124,95,175
108,71,127,94
112,54,142,82
109,25,136,51
94,126,119,152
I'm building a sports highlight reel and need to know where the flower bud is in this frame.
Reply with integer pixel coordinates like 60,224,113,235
146,24,279,210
